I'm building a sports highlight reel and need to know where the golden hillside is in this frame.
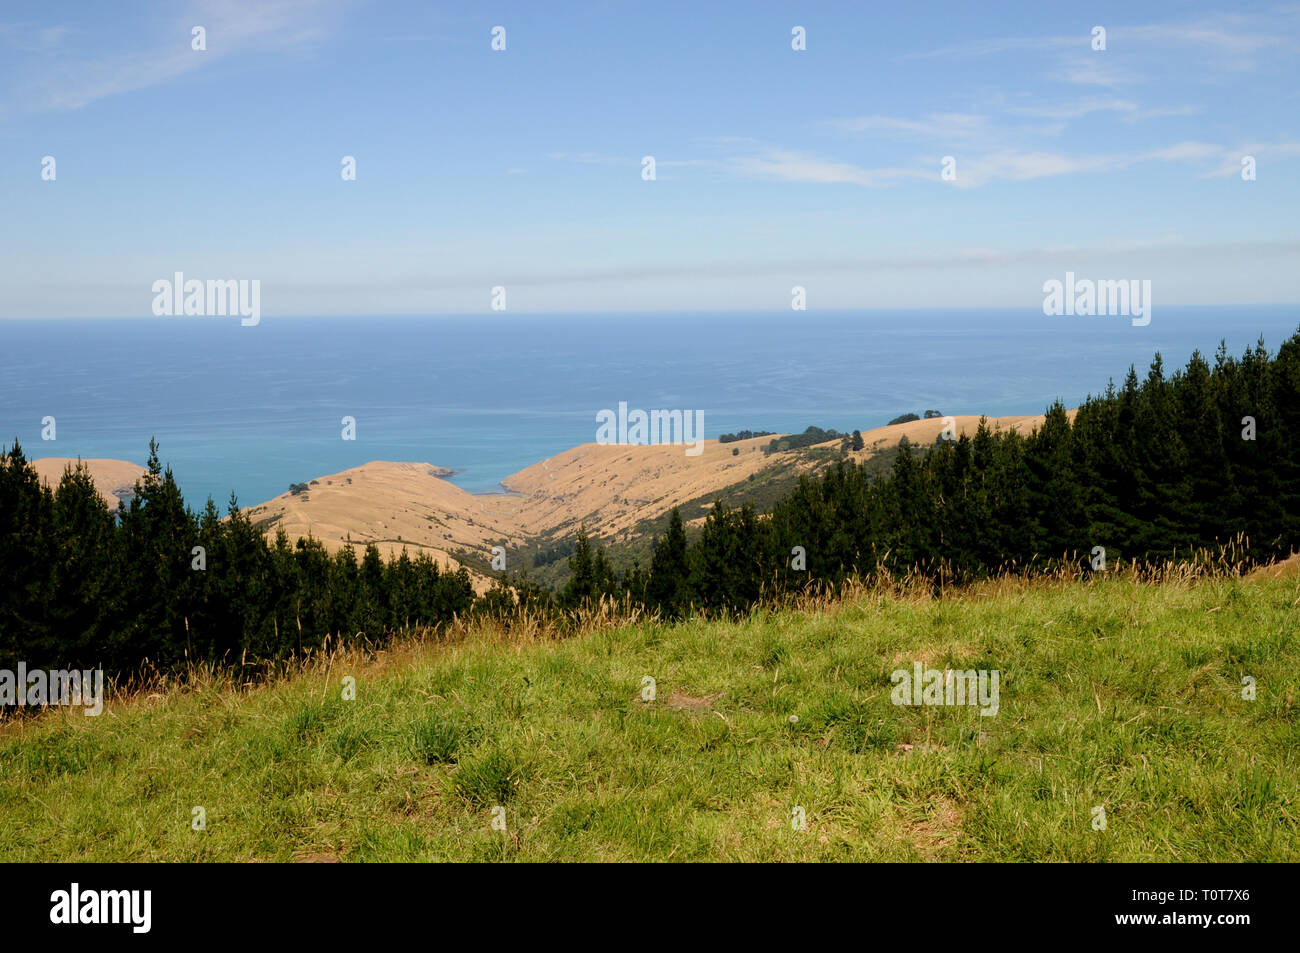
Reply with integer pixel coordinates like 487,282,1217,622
845,413,1072,461
242,461,524,583
245,413,1060,566
31,457,149,510
36,413,1065,587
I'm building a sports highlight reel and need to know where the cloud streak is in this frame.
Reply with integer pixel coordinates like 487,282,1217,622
6,0,344,115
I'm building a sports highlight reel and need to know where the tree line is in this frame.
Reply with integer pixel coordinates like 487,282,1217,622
593,333,1299,616
2,330,1297,681
0,440,476,677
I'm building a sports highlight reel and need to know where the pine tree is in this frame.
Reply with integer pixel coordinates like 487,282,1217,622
0,442,56,666
648,508,689,616
560,524,598,608
49,461,116,665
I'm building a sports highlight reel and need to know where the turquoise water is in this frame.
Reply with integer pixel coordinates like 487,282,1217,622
2,307,1297,508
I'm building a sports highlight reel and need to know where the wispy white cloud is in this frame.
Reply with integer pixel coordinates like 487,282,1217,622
951,139,1300,187
1141,141,1226,162
546,152,630,164
219,238,1300,294
723,149,924,187
822,113,990,141
899,34,1081,60
900,10,1300,95
1052,56,1135,89
1116,19,1295,64
1008,98,1197,122
1127,105,1202,121
0,23,72,53
547,144,924,186
1198,141,1300,177
1007,97,1139,120
7,0,345,115
949,151,1122,187
549,131,1300,191
903,10,1299,64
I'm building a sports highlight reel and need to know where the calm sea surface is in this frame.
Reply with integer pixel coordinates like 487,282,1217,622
2,307,1296,507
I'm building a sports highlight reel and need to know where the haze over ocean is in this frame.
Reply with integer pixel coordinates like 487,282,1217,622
3,306,1297,508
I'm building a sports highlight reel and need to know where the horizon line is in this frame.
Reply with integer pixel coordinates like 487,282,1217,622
5,301,1300,321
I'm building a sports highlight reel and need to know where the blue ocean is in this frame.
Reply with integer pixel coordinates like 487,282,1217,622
2,307,1297,508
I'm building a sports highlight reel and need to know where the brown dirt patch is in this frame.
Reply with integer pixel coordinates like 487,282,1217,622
664,691,724,713
903,797,965,856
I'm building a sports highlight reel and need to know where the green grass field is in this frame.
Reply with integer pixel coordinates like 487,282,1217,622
2,573,1297,861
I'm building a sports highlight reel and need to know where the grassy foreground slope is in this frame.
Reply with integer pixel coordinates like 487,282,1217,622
2,575,1297,862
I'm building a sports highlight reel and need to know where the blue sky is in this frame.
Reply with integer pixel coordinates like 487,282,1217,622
2,0,1298,316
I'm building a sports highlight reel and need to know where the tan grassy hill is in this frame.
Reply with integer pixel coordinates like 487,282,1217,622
33,412,1066,584
240,437,786,584
496,412,1067,539
32,458,149,510
218,411,1074,574
500,432,789,541
242,462,522,589
843,412,1074,462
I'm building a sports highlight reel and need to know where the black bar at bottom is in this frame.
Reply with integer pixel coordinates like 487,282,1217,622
0,862,1277,941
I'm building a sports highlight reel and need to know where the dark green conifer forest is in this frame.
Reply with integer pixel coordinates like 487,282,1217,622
2,332,1297,681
